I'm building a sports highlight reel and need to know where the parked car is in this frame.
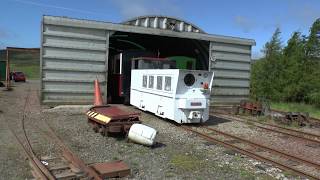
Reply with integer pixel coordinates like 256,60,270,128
12,72,26,82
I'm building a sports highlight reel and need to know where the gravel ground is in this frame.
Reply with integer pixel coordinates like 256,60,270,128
0,81,310,179
207,117,320,165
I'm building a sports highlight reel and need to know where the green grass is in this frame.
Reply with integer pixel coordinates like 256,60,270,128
11,63,39,79
8,51,40,80
271,102,320,119
170,154,204,170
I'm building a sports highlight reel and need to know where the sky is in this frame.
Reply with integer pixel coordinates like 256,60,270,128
0,0,320,58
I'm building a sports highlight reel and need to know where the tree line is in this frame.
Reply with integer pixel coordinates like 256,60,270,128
250,19,320,106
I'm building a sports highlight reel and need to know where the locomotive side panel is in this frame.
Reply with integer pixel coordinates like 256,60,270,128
130,69,179,121
130,69,213,124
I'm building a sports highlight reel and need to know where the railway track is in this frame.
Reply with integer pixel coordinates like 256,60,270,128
5,89,103,180
39,119,103,180
181,125,320,179
271,109,320,122
214,114,320,144
5,89,55,179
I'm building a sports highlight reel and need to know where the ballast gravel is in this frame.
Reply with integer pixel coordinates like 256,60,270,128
0,81,305,179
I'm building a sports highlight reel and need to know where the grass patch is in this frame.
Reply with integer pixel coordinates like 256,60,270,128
256,116,269,122
271,102,320,119
11,64,39,79
282,170,297,178
233,154,243,162
164,171,176,178
7,51,40,80
239,169,255,180
170,154,203,170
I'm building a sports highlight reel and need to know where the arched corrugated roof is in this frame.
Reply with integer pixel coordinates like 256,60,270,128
122,15,206,34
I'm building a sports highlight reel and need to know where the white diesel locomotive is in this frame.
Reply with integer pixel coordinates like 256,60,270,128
130,69,214,123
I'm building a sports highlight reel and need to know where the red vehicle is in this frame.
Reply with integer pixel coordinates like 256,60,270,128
12,72,26,82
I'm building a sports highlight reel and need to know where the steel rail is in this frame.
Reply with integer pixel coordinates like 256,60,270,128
180,125,319,180
271,109,320,122
32,89,102,180
4,90,55,180
6,120,48,180
21,90,56,180
44,119,103,180
214,114,320,144
203,126,320,169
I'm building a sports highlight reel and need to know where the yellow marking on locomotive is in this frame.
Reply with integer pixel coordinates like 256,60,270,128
86,111,91,115
95,114,111,123
91,112,98,117
89,112,95,116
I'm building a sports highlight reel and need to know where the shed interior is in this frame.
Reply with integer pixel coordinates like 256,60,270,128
107,31,210,103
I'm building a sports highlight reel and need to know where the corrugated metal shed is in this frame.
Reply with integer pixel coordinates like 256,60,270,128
40,15,255,106
209,42,252,105
41,19,109,104
123,15,205,33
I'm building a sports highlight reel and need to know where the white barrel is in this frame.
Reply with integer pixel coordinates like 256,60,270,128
128,124,157,146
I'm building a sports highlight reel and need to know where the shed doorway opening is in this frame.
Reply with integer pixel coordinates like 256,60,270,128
107,32,210,104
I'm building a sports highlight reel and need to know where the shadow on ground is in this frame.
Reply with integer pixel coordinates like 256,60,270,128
203,115,232,126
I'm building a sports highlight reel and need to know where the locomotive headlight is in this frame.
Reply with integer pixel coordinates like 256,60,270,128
184,74,195,86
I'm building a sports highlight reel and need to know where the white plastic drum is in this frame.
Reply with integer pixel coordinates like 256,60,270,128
128,124,157,146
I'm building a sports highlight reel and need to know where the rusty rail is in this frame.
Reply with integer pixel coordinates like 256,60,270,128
203,126,320,169
44,121,103,180
272,109,320,122
7,124,49,179
180,125,319,180
21,90,55,180
5,90,55,180
214,114,320,144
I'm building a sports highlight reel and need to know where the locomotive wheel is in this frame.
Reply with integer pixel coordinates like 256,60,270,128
93,123,99,133
100,127,106,136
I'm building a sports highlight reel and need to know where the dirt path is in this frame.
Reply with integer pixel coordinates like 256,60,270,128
0,81,40,179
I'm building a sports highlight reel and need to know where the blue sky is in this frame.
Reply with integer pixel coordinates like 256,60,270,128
0,0,319,58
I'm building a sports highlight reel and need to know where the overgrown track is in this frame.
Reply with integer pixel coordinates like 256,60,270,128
181,125,320,180
32,89,102,180
41,120,103,180
214,114,320,144
5,89,55,179
6,89,103,180
272,109,320,122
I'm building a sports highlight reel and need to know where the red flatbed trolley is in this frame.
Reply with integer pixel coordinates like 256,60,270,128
86,105,140,136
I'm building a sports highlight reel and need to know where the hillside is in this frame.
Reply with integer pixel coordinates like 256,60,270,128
0,49,40,79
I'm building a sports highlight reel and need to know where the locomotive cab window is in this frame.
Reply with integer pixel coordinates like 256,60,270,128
142,75,147,88
148,76,154,88
157,76,163,90
165,76,171,91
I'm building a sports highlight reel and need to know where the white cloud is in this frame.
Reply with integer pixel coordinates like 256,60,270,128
288,3,320,27
234,15,255,33
110,0,182,20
